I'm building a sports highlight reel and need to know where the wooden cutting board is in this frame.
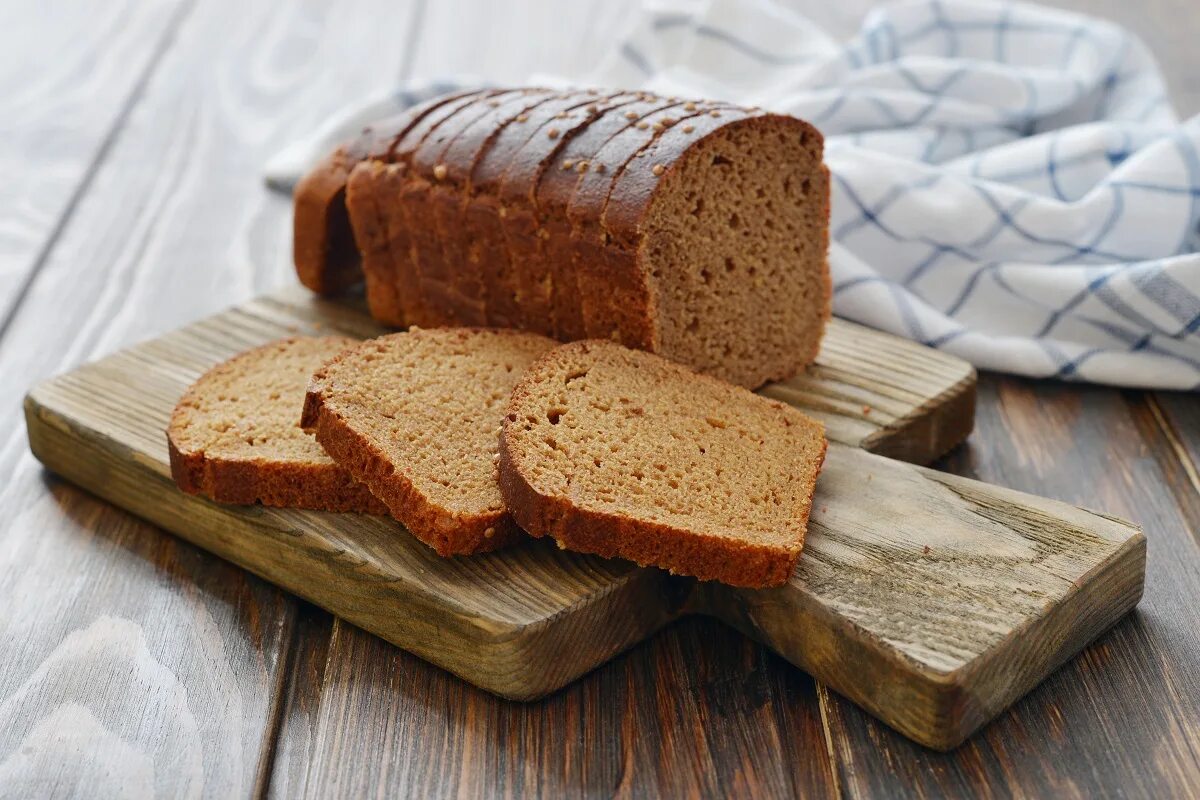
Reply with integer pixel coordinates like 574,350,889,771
23,287,1145,751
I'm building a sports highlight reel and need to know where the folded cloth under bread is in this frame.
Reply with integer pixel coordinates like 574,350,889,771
266,0,1200,390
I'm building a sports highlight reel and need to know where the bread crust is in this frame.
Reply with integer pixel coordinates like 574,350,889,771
293,91,481,297
428,90,557,327
168,434,387,513
500,91,638,341
537,96,678,339
469,92,598,331
346,161,404,325
566,102,737,349
492,91,609,337
293,147,363,295
391,90,500,326
497,439,808,587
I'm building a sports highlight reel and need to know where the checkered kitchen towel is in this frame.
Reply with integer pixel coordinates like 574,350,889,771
267,0,1200,390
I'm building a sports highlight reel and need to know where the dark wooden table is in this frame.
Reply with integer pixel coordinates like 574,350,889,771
1,1,1196,796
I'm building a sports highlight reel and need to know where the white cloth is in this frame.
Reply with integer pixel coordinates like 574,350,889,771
265,0,1200,390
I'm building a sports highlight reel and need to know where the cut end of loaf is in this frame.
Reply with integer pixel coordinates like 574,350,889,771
293,148,365,295
641,115,831,388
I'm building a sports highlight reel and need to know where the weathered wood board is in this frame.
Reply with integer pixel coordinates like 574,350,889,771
23,288,1144,750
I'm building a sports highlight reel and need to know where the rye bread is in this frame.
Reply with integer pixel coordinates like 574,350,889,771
480,90,608,336
567,102,750,350
537,95,680,339
345,160,398,324
607,113,830,386
498,339,827,588
167,337,386,513
404,89,529,325
466,92,597,330
294,87,833,389
301,327,557,557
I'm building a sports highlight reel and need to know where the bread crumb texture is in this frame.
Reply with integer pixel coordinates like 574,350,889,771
168,336,386,513
640,116,830,387
499,340,827,587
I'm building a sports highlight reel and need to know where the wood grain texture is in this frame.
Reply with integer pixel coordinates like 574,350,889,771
25,289,1141,749
705,443,1144,749
298,615,840,799
0,0,189,327
262,604,335,800
1149,391,1200,546
0,0,421,795
0,474,295,798
817,377,1200,797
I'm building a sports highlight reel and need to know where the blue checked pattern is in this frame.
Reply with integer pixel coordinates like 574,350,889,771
265,0,1200,389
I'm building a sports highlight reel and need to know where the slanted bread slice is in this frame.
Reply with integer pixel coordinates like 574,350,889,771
302,328,557,557
168,337,386,513
498,340,827,588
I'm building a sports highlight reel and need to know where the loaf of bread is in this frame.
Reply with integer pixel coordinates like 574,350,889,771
294,87,831,389
167,337,386,513
498,339,827,588
301,327,556,557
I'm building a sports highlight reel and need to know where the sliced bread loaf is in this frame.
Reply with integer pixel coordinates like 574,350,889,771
294,87,831,389
168,337,386,513
301,328,557,557
498,340,827,588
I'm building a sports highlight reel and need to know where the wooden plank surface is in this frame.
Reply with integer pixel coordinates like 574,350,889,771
0,0,189,327
26,288,1141,750
0,479,295,797
816,377,1200,797
299,615,841,798
0,0,421,795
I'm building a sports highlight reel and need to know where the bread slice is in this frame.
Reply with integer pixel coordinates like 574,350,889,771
168,337,386,513
428,90,556,324
301,328,557,557
403,89,523,325
388,90,501,326
498,340,827,588
568,102,751,351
